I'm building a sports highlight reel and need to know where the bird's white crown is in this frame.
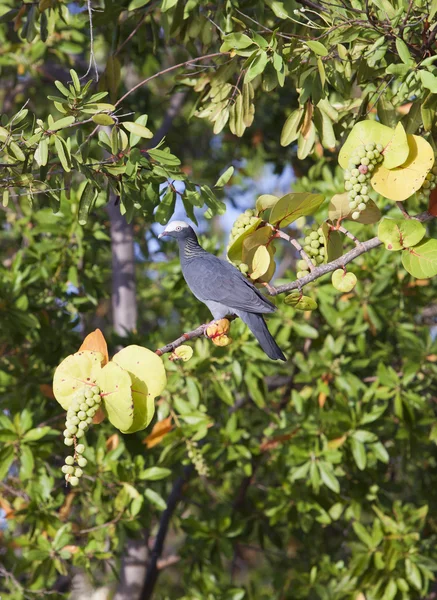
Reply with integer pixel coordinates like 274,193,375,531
164,220,190,232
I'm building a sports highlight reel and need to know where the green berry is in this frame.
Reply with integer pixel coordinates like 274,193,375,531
376,143,383,152
368,163,375,172
65,456,74,465
78,411,87,420
360,185,368,195
349,190,357,199
422,180,431,189
366,151,374,160
69,476,79,487
86,417,93,424
365,143,375,152
76,444,85,454
74,468,83,478
350,168,359,177
63,429,72,438
76,429,84,438
297,270,309,279
67,425,78,435
62,465,74,474
77,457,87,467
311,259,317,266
349,176,358,185
297,259,308,270
361,157,370,166
319,247,326,255
316,255,324,264
64,438,74,446
318,237,324,245
352,211,360,220
423,188,431,196
86,397,95,407
353,184,361,193
317,228,323,236
310,231,319,240
304,236,312,245
304,245,312,253
358,203,366,211
80,403,88,411
357,174,367,183
431,182,436,190
245,209,254,216
310,240,320,249
70,416,79,425
344,182,352,191
357,146,366,158
85,389,94,399
240,263,249,273
361,195,369,202
78,421,88,430
93,394,101,403
432,166,437,175
91,385,99,394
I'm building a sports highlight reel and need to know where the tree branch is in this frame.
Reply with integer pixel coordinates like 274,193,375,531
140,465,194,600
155,211,434,356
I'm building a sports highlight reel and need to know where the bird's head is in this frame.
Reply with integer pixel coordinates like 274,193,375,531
158,220,195,240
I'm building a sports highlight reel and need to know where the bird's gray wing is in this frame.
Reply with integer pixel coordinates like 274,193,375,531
183,254,276,314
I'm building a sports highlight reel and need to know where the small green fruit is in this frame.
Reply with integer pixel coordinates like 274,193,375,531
76,444,85,454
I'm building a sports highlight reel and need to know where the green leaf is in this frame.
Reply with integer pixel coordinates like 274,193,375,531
128,0,150,9
96,362,135,432
306,40,329,56
378,218,426,251
284,293,318,311
128,114,149,147
318,462,340,493
53,136,71,172
265,0,289,18
250,245,271,280
419,70,437,93
123,121,153,139
215,166,234,187
227,218,264,263
280,108,304,147
383,121,409,170
321,222,343,261
54,80,70,97
140,467,172,480
395,38,413,65
245,51,269,84
92,114,115,126
53,351,104,410
353,522,374,547
78,183,98,226
112,345,167,433
148,148,181,166
402,238,437,279
405,558,422,591
145,488,167,510
350,437,366,470
35,138,48,167
50,116,75,131
20,444,34,480
292,322,319,339
382,579,398,600
155,188,176,225
70,69,80,93
220,33,254,53
0,446,14,480
268,192,325,227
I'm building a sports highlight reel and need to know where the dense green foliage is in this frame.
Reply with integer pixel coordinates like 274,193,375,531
2,1,437,599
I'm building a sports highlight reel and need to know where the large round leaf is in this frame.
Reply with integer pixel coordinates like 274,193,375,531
268,192,324,228
53,351,104,410
96,362,134,432
402,238,437,278
378,218,426,251
328,193,381,225
339,120,409,170
371,135,434,201
242,227,276,282
112,345,167,433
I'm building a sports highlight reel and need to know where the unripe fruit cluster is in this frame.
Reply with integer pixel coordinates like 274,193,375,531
186,439,209,477
62,385,101,486
227,209,259,273
344,142,383,219
297,226,325,279
416,165,437,201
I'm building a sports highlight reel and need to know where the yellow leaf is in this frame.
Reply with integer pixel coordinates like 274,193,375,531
371,134,434,201
250,244,271,280
172,345,193,362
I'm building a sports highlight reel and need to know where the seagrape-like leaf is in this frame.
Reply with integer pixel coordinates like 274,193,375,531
371,134,434,201
53,351,104,410
321,222,343,262
331,269,357,292
256,194,279,215
95,362,134,432
173,345,193,362
402,238,437,278
227,217,263,263
78,329,109,365
378,218,426,251
112,345,167,433
284,293,318,310
338,120,409,170
268,192,324,228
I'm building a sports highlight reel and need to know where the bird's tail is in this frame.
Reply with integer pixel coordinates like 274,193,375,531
239,312,286,361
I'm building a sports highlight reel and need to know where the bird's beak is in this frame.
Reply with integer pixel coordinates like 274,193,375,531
158,231,168,239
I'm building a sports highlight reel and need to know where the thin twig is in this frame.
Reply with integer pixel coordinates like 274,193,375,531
81,0,99,81
115,52,228,107
114,14,146,56
78,510,124,535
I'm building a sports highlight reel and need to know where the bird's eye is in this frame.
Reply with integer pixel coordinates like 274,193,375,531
176,226,182,231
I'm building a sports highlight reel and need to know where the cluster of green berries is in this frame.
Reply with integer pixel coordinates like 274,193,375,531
227,209,259,273
296,226,325,279
416,165,437,201
344,142,383,219
186,439,209,477
61,385,101,486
